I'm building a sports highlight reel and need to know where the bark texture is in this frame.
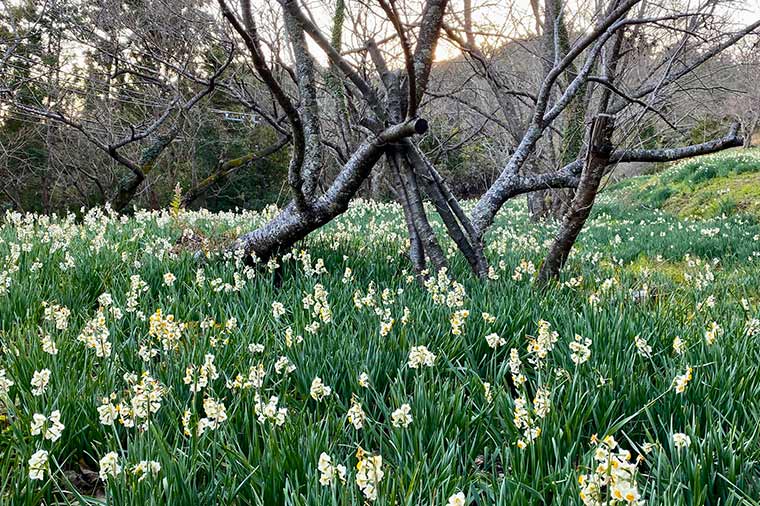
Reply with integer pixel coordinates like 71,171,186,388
538,114,615,283
231,119,428,262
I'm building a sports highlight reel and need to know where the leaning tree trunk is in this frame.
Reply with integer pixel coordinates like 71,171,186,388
402,141,489,277
231,119,428,263
538,114,615,284
389,147,448,272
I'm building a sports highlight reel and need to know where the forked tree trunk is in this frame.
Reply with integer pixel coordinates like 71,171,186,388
389,147,448,272
538,114,615,284
110,127,179,212
231,119,428,262
402,141,489,277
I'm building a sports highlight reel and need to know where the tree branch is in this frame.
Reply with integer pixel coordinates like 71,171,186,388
219,0,308,210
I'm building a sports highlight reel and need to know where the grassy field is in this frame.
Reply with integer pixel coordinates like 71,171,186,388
1,152,760,505
609,148,760,219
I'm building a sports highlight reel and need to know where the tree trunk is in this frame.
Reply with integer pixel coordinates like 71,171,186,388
402,142,489,276
392,158,426,272
538,114,615,284
109,127,178,212
231,119,428,262
743,116,757,148
527,190,549,221
389,148,448,272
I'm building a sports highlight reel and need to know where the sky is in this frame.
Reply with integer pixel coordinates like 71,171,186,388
289,0,760,65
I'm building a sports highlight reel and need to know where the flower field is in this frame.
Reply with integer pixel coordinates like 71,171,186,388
1,186,760,505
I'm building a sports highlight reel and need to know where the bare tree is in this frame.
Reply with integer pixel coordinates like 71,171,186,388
217,0,439,264
724,38,760,148
220,0,756,281
1,0,233,211
2,0,757,282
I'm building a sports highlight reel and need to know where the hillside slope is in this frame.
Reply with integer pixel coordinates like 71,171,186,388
606,148,760,219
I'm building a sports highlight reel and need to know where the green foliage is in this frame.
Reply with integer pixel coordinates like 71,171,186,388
1,189,760,504
188,120,290,212
608,149,760,219
645,186,673,208
689,117,724,145
717,197,738,217
169,183,183,218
